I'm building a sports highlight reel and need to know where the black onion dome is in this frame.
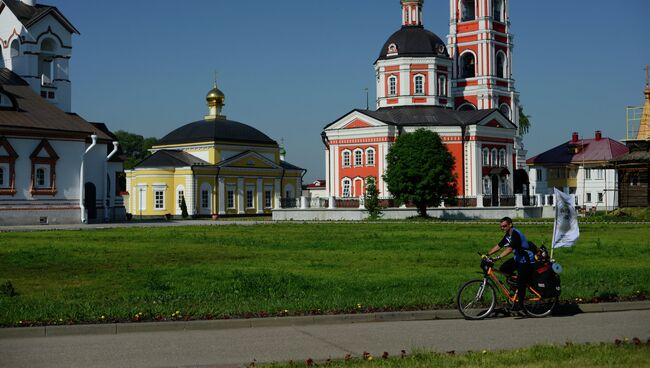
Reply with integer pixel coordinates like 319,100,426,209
378,26,449,60
157,119,277,146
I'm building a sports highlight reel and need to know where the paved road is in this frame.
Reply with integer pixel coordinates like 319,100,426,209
1,310,649,368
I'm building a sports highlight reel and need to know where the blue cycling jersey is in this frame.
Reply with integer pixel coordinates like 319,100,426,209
499,227,535,264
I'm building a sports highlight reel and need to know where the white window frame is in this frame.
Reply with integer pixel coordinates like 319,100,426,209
342,178,351,198
413,74,424,95
0,164,7,188
491,148,498,167
201,190,209,209
495,51,507,78
498,149,506,167
154,189,165,210
598,192,604,202
586,192,592,203
438,75,447,97
34,165,49,188
342,150,351,167
264,185,273,208
354,149,363,167
482,148,490,166
137,185,147,211
388,76,397,96
246,184,255,209
365,148,375,166
483,177,490,195
226,184,236,209
585,168,591,180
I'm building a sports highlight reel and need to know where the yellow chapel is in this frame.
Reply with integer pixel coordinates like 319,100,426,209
125,84,304,217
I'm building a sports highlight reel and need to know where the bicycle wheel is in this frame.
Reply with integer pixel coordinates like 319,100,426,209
457,279,496,320
523,293,558,317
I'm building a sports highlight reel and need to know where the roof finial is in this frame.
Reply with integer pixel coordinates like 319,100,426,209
644,65,649,89
214,70,218,89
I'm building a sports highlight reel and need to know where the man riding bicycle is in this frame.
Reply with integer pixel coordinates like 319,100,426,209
485,217,536,312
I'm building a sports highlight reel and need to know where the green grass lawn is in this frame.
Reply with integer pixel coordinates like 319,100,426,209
266,342,650,368
1,223,649,326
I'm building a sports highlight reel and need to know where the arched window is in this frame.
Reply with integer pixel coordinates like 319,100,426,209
388,76,397,96
10,39,20,58
460,53,475,78
437,75,447,96
491,149,498,167
496,52,506,78
499,104,511,120
414,74,424,95
176,185,185,215
482,148,490,166
493,0,503,22
366,148,375,166
342,150,351,167
483,177,491,195
354,149,363,166
39,38,57,86
341,178,351,198
461,0,476,22
458,103,476,111
499,149,506,167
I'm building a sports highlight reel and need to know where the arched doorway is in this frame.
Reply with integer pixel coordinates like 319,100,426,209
84,182,97,220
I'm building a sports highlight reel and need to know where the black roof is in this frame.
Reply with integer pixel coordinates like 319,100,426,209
325,106,510,129
377,26,448,61
3,0,79,34
136,150,209,169
280,160,304,171
156,119,277,146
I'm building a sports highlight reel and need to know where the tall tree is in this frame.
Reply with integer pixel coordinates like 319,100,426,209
383,129,457,217
518,105,531,135
364,176,381,220
114,130,158,169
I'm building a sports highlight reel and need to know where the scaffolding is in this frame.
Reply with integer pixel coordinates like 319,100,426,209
625,105,643,141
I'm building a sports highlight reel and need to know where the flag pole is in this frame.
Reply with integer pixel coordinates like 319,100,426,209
550,188,557,260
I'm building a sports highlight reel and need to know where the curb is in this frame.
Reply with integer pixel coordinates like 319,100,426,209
1,301,649,339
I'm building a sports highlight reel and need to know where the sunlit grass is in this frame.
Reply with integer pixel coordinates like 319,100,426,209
0,223,648,326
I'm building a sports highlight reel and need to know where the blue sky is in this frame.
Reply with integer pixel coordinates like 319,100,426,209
54,0,650,182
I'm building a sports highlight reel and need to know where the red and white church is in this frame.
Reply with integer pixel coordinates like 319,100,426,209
322,0,527,203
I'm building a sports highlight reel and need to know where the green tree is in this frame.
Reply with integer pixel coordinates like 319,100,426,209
364,176,381,220
114,130,158,169
383,129,457,217
518,105,531,135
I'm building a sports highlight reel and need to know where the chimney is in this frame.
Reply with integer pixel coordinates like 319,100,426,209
571,132,579,143
595,130,602,141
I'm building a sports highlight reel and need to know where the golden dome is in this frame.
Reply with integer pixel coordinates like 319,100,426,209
206,86,225,105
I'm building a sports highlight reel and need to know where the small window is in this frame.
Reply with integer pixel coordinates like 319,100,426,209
498,149,506,167
585,169,591,180
154,190,164,209
438,75,447,96
499,104,511,120
598,193,604,202
227,185,236,209
342,178,351,198
201,190,209,208
35,167,48,187
460,53,475,78
414,75,424,95
483,177,490,195
491,149,498,167
342,150,351,167
493,0,503,22
177,191,184,209
246,186,255,208
0,167,4,187
388,76,397,96
366,148,375,166
264,186,273,208
482,148,489,166
354,149,363,166
586,193,592,203
496,52,506,78
461,0,476,22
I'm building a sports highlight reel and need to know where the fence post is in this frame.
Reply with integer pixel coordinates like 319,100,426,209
328,196,336,209
300,196,308,209
358,196,365,209
515,194,524,208
476,194,484,208
536,194,543,207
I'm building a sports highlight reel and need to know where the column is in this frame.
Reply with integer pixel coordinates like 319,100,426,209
218,177,225,215
237,177,244,214
274,178,282,209
256,178,264,214
476,194,484,208
515,194,523,208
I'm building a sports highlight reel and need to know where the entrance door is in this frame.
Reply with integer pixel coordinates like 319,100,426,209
491,175,500,206
84,182,97,220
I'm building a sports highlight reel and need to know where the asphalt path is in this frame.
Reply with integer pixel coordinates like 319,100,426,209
1,309,649,368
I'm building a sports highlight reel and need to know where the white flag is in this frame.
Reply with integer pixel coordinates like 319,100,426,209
552,188,580,249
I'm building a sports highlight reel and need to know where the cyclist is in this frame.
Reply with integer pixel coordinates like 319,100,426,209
485,217,535,312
